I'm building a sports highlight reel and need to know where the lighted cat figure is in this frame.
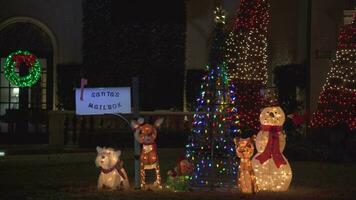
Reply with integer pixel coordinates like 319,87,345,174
234,137,258,193
131,118,164,189
251,106,292,191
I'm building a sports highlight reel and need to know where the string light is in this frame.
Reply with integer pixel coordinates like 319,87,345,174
186,61,241,187
214,6,227,24
225,0,269,84
224,0,270,132
4,50,41,87
310,15,356,131
186,2,274,189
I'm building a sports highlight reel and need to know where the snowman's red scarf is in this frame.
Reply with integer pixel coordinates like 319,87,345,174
255,125,287,168
100,160,126,180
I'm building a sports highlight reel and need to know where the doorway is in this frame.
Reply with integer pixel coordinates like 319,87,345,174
0,19,54,142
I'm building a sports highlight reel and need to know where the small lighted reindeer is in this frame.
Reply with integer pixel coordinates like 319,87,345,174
131,117,164,189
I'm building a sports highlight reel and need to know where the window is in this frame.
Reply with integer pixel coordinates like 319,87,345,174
0,58,47,116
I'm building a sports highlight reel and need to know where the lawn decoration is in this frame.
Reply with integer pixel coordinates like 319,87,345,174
95,147,130,190
185,6,240,188
131,118,164,189
252,88,292,191
166,156,193,191
4,50,41,87
234,137,258,193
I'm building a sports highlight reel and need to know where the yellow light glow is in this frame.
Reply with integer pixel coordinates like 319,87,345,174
214,6,226,24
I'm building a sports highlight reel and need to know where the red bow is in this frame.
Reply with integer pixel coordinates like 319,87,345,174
255,125,287,168
12,55,37,68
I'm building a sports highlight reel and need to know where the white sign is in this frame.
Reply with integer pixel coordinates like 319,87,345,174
75,87,131,115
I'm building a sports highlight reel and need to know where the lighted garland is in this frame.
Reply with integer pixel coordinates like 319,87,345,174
4,50,41,87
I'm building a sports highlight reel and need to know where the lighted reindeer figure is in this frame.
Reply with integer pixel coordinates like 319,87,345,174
131,118,164,189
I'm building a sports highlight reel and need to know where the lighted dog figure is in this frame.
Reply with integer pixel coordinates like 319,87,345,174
234,137,258,194
95,147,130,190
131,118,164,189
252,106,292,191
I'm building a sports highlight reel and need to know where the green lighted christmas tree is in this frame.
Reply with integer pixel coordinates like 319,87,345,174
186,6,240,189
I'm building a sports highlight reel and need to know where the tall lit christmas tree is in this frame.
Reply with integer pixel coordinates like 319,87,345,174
185,6,240,188
311,16,356,131
225,0,270,132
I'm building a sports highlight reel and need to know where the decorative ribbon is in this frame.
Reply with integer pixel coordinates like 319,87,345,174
255,125,287,168
12,54,36,68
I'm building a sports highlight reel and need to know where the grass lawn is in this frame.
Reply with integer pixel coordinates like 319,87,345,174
0,148,355,200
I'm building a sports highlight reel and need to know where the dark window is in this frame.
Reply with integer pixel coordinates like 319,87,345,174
0,58,47,115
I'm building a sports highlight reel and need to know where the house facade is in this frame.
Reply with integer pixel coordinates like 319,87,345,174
0,0,353,134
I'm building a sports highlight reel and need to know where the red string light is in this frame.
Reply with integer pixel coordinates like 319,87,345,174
311,17,356,131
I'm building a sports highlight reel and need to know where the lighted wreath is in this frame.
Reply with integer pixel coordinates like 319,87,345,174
4,50,41,87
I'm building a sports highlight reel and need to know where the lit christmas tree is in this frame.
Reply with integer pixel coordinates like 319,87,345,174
225,0,270,132
186,6,240,189
311,16,356,131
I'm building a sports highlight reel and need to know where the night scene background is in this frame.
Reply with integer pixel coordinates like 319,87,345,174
0,0,355,200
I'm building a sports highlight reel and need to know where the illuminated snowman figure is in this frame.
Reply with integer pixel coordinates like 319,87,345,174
252,106,292,191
